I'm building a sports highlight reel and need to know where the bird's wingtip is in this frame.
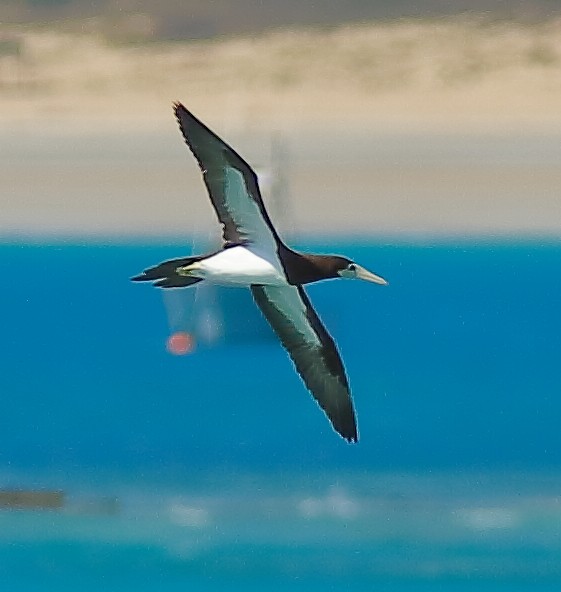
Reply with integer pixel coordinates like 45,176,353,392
337,424,358,444
173,101,187,115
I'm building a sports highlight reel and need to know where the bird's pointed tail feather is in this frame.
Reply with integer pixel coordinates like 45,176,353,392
131,256,203,288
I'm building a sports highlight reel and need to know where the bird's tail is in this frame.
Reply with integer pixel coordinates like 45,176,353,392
131,256,203,288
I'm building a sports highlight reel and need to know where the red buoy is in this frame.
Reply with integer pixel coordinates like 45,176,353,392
166,332,195,355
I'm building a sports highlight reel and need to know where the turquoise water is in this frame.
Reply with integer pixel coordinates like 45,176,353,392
1,470,561,590
2,469,561,591
1,239,561,589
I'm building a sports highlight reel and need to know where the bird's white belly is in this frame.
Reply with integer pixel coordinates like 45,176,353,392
196,246,286,286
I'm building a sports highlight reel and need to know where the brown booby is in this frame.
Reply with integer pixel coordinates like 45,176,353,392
133,103,388,442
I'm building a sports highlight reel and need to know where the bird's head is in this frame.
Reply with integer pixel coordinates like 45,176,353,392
335,258,388,285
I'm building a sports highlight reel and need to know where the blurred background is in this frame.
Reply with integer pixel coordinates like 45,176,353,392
2,2,561,591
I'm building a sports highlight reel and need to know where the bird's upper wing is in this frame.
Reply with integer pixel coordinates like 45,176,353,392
174,102,283,250
251,284,358,442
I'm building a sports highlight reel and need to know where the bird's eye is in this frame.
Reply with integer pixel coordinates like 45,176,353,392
348,264,356,272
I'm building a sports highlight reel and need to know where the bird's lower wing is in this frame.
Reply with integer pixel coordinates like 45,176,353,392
250,284,358,442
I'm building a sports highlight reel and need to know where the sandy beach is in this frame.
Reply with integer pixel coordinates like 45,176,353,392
1,18,561,237
2,18,561,133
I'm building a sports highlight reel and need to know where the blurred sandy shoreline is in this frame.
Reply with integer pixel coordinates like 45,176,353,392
2,18,561,237
2,18,561,134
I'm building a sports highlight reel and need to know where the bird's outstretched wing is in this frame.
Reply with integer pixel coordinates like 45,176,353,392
251,284,358,442
174,102,283,250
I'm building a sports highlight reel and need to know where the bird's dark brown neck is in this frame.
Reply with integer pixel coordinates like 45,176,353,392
278,246,342,285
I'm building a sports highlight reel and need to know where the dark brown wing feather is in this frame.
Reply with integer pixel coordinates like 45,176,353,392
173,102,283,247
251,284,358,442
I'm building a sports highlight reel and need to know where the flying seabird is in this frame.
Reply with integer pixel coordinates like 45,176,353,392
133,103,388,442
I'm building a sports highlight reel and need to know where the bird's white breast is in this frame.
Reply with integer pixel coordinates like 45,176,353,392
197,246,287,286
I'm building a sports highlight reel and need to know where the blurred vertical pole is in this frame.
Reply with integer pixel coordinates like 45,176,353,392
0,34,23,93
268,133,296,238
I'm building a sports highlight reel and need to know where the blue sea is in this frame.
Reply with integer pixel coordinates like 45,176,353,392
1,238,561,590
